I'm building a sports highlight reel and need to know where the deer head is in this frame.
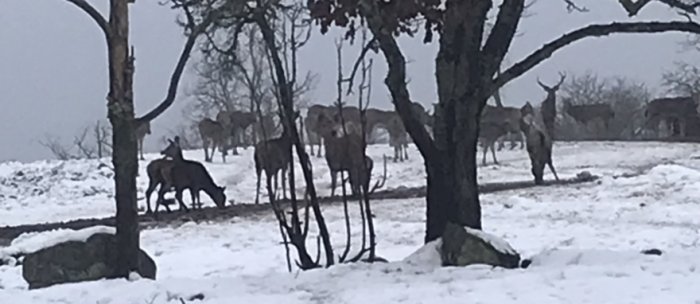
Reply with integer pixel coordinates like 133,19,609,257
160,136,183,159
537,72,566,94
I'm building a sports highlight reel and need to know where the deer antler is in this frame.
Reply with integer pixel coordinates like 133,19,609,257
536,77,548,90
554,72,567,88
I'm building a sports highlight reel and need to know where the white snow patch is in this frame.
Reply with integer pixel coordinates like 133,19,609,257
0,226,115,260
402,239,442,268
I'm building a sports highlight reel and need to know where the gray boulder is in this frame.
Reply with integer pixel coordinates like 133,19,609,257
22,233,156,289
440,222,520,268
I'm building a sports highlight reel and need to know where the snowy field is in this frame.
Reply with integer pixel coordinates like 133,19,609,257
2,141,700,303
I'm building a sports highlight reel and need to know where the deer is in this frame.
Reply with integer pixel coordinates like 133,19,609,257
642,97,697,138
305,104,330,157
135,120,151,161
253,111,300,204
315,111,378,197
537,72,566,139
481,104,525,150
520,102,559,185
144,136,227,214
478,119,514,165
198,118,228,163
561,99,615,132
216,110,258,155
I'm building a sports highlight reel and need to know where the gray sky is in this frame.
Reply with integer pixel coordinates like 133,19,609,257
0,0,696,162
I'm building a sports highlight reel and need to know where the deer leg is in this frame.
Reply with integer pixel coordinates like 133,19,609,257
404,144,409,160
175,187,189,212
144,179,158,214
330,170,338,197
520,132,525,149
138,138,145,161
490,142,499,165
255,169,262,205
202,139,211,162
481,142,488,165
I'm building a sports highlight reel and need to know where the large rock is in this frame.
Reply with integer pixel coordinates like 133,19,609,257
440,222,520,268
22,233,156,289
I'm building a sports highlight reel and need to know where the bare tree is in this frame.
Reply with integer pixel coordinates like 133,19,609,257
54,0,221,277
39,120,113,160
39,135,75,161
310,0,700,243
559,71,649,140
662,61,700,99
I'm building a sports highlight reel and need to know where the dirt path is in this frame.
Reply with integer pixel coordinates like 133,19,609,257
0,172,597,242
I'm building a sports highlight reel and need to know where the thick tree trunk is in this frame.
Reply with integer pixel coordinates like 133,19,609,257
107,0,139,278
360,0,492,243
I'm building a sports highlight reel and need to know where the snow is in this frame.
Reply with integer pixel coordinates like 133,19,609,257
464,226,518,255
2,141,700,303
0,226,115,265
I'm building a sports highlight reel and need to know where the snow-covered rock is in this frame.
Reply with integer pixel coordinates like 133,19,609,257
440,222,520,268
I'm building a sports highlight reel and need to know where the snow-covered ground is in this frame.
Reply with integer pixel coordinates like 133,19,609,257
1,141,697,226
2,141,700,303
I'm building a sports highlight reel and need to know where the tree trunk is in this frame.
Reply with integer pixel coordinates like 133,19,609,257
107,0,139,278
361,0,490,243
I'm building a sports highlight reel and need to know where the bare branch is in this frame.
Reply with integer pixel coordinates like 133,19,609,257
64,0,111,41
494,21,700,95
561,0,589,13
480,0,525,82
136,1,225,124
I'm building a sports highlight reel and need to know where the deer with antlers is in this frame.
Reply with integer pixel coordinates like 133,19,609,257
562,99,615,132
537,72,566,139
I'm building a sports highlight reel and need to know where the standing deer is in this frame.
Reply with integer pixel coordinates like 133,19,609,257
135,120,151,161
478,119,513,165
216,110,258,155
253,111,299,204
562,99,615,133
198,118,228,163
145,136,227,214
520,102,559,185
642,97,697,138
305,104,330,157
482,104,524,150
537,72,566,139
316,111,374,197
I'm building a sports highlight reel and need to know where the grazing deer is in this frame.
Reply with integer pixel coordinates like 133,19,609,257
198,118,228,163
254,111,299,204
562,99,615,132
520,102,559,185
537,72,566,139
145,137,227,214
216,110,258,155
135,120,151,161
315,111,375,196
642,97,697,138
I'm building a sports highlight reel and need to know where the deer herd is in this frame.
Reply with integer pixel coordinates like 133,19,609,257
139,72,700,216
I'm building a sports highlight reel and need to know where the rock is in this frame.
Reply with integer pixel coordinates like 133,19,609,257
641,248,663,256
22,233,155,289
440,222,520,269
